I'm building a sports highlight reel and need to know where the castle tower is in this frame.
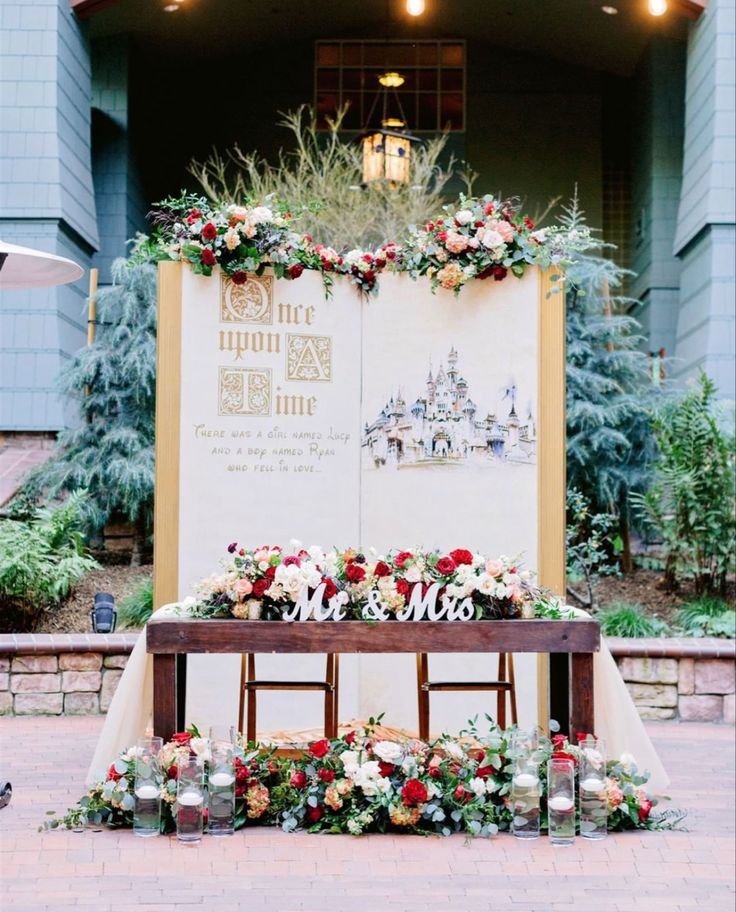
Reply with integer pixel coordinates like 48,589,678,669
447,346,459,389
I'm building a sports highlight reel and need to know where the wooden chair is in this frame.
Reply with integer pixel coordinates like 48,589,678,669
416,652,517,741
238,653,339,744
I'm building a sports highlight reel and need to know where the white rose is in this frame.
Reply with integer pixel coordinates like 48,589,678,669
373,741,403,764
341,750,360,774
441,741,464,760
531,228,548,243
619,752,637,774
376,777,392,795
478,228,503,250
250,206,273,224
470,777,486,797
189,738,211,763
455,209,474,225
405,565,421,583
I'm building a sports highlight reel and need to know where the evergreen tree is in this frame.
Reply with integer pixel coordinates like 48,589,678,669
23,257,157,557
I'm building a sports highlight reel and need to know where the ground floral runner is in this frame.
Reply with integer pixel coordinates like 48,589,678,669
45,723,684,837
147,192,593,296
178,543,564,622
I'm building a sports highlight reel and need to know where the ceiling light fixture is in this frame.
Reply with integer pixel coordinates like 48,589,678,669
648,0,668,15
601,5,618,14
163,3,180,11
406,0,425,15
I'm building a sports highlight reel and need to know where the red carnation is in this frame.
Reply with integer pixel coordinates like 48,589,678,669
394,551,413,568
252,578,269,598
290,770,307,789
231,270,248,285
436,556,457,576
201,248,216,267
401,778,428,807
309,739,330,759
186,208,202,225
288,263,304,279
201,222,217,241
283,555,301,567
305,804,325,824
484,202,494,215
345,562,366,583
449,548,473,566
318,768,335,783
436,231,448,243
374,561,392,578
396,579,410,597
321,577,337,601
638,798,653,822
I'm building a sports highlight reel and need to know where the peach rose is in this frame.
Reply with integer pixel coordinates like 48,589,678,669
487,219,515,243
485,559,503,577
235,578,253,601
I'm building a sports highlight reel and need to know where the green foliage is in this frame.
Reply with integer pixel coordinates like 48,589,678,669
566,488,620,611
631,373,736,595
191,105,473,250
677,598,735,638
597,602,669,638
563,202,660,529
117,576,154,628
0,492,98,632
21,258,157,542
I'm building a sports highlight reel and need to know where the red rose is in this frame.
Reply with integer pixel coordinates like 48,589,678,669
321,577,337,601
168,764,178,780
171,731,191,746
552,751,577,765
476,765,494,780
396,579,410,597
575,732,595,744
309,739,330,759
638,798,653,822
484,202,494,215
201,222,217,241
107,764,122,782
453,784,466,800
449,548,473,566
345,563,366,583
252,578,269,598
401,778,428,807
318,768,335,783
436,556,456,576
290,770,307,789
374,561,392,578
436,218,444,225
524,216,535,229
436,231,448,243
201,248,216,267
395,551,413,568
288,263,304,279
493,266,507,281
429,766,443,779
344,731,357,745
305,804,324,824
378,761,395,778
231,270,247,285
362,253,373,263
265,565,276,580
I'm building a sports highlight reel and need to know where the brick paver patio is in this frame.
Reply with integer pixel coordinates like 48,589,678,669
1,716,734,912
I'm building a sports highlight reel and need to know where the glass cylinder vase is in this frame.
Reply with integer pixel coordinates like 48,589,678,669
547,758,576,846
207,743,235,837
511,758,540,839
578,736,608,840
176,758,205,843
133,736,163,838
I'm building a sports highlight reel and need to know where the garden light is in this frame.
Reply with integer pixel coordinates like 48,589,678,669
91,592,117,633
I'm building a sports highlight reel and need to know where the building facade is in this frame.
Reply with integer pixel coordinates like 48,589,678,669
0,0,734,432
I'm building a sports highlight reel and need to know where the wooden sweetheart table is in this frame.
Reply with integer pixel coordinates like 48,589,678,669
146,617,600,741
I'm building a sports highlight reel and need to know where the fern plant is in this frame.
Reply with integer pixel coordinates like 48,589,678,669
676,598,735,638
117,576,154,629
632,373,736,595
0,492,98,632
597,602,669,638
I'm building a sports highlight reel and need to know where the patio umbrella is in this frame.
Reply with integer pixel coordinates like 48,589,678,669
0,239,84,289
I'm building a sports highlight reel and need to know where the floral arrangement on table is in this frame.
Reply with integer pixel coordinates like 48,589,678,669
43,721,683,836
147,192,592,297
181,542,548,622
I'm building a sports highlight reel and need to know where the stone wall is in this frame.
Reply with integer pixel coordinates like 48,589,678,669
608,637,735,724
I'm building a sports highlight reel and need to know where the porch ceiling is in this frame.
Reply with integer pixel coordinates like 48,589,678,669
77,0,691,77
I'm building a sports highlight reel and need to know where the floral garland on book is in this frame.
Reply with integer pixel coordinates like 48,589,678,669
180,542,557,622
147,193,593,296
44,722,683,836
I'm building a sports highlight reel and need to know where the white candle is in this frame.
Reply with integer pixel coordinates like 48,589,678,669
178,791,203,806
548,795,574,812
513,773,539,788
580,776,605,792
134,785,160,800
209,772,235,788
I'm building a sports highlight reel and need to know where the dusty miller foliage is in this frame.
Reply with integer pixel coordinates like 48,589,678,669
22,259,157,541
190,105,475,250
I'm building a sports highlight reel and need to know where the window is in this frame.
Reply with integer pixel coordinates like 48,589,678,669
315,40,465,133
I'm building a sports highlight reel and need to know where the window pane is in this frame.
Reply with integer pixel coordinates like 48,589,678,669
440,93,463,130
441,43,464,66
342,93,363,129
440,69,463,91
417,68,437,91
417,93,438,130
342,70,363,91
342,43,362,65
317,69,339,91
316,43,339,66
417,43,438,65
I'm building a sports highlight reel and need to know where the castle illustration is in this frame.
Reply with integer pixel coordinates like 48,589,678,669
362,347,536,469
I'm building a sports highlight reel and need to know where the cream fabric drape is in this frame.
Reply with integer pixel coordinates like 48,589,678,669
88,606,669,794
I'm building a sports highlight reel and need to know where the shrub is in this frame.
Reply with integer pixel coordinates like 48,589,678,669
631,373,736,595
0,493,98,632
117,577,154,629
566,488,620,611
597,602,669,638
677,598,735,639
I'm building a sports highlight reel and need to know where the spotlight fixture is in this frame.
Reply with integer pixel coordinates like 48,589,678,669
648,0,667,14
601,5,618,13
163,3,180,10
406,0,425,15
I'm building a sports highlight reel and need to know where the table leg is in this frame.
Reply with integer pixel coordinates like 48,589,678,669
176,653,187,733
548,653,570,736
153,654,177,741
570,653,595,737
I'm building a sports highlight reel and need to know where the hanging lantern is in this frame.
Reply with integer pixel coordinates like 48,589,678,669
360,72,420,186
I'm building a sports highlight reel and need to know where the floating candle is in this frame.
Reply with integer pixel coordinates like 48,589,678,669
580,777,605,792
209,772,235,788
513,773,539,788
548,795,575,812
134,785,160,800
178,791,204,806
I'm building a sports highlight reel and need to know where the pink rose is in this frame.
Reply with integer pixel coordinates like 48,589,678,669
444,230,469,254
485,559,503,577
235,578,253,601
486,219,515,243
